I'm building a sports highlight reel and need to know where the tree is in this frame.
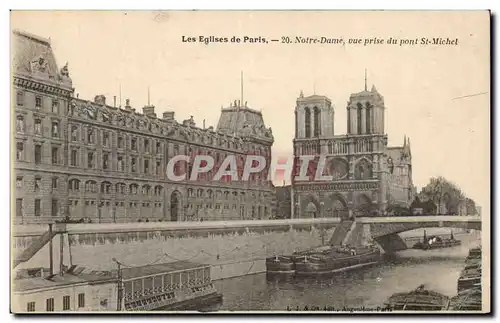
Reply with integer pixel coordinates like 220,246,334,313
466,198,477,215
420,176,465,214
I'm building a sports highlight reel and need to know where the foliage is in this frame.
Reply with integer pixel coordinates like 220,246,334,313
420,176,465,213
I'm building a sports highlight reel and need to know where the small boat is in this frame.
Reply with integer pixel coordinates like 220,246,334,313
413,230,461,250
294,245,380,276
384,284,450,311
448,288,482,311
465,247,482,263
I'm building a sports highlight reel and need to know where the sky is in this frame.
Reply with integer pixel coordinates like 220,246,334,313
10,11,490,213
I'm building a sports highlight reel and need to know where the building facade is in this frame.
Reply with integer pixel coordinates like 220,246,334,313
13,30,275,224
292,82,414,218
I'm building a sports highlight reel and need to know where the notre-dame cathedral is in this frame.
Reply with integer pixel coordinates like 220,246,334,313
291,77,415,218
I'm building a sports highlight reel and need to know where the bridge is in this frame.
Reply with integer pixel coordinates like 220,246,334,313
352,215,482,252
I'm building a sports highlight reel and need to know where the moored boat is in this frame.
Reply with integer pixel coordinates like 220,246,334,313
384,285,450,311
265,255,296,275
457,268,481,293
448,288,482,311
413,230,461,250
294,245,380,276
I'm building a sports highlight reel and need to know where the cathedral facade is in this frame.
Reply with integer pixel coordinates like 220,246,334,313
291,82,414,218
12,30,275,224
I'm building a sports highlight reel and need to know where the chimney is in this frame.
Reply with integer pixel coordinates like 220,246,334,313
125,99,131,111
143,105,156,118
113,96,117,108
94,95,106,105
163,111,175,121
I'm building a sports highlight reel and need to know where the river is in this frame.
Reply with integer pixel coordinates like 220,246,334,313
209,231,481,311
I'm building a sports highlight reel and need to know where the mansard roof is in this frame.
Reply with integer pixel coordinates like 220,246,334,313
12,29,72,90
216,100,274,143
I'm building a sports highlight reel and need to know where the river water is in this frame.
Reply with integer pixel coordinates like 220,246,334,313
210,232,481,311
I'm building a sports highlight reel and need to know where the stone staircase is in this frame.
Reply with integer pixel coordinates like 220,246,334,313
329,220,355,246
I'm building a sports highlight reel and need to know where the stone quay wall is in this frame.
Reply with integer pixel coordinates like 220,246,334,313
12,219,340,280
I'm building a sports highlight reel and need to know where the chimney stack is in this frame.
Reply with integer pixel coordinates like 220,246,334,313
143,105,156,118
113,96,117,108
125,99,131,111
163,111,175,121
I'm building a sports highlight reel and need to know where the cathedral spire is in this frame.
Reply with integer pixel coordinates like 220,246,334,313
364,68,367,91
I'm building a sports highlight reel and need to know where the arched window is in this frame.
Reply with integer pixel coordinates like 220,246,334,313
154,185,163,196
207,189,213,199
101,181,111,194
304,107,311,138
366,102,371,133
313,107,321,137
187,188,193,197
129,183,138,195
85,180,97,193
357,103,362,134
142,185,151,195
69,179,80,192
116,183,126,194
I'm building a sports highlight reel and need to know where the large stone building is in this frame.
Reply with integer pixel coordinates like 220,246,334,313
291,80,414,218
12,30,275,224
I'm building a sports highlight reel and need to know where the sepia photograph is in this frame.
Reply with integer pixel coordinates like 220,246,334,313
9,10,490,314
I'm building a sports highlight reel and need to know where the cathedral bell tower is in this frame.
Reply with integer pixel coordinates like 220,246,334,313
346,70,385,135
294,90,334,139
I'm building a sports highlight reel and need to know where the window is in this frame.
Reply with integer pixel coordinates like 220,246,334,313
51,177,58,190
51,122,59,138
131,138,137,151
35,177,41,191
156,160,161,175
131,157,137,172
313,107,321,137
51,199,58,217
16,176,23,188
87,152,94,168
35,96,42,109
144,139,150,152
118,136,124,148
85,181,97,193
46,298,54,311
34,199,41,217
130,184,138,195
16,198,23,217
34,119,42,135
87,128,94,144
142,185,151,195
116,183,125,194
78,293,85,308
51,147,59,164
117,156,124,171
16,115,25,132
35,145,42,164
156,142,161,154
103,132,109,146
101,182,111,194
26,302,35,312
16,142,24,161
144,159,149,173
16,91,24,106
304,107,311,138
71,126,78,141
63,296,70,311
70,149,78,166
103,153,109,170
52,100,59,113
69,179,80,191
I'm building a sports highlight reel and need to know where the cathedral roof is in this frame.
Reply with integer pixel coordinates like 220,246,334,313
297,93,332,104
12,29,72,89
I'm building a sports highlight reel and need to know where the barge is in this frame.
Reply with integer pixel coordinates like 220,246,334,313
448,288,482,311
294,246,380,276
120,261,222,311
384,285,450,311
